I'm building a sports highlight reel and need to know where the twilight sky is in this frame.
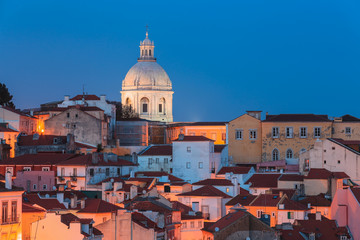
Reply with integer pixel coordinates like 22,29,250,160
1,0,360,122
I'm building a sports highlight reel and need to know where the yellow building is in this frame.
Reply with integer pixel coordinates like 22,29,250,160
166,122,227,144
261,114,332,162
22,203,46,240
228,111,262,164
332,114,360,140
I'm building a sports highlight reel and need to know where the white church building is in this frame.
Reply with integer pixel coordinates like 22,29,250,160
121,30,174,122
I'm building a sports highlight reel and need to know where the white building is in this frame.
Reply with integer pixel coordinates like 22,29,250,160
299,138,360,184
137,145,172,172
172,135,221,183
121,30,173,122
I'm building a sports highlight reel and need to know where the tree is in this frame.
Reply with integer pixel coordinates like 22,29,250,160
119,104,139,119
0,83,15,108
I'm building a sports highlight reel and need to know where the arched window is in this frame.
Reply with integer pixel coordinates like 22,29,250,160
286,149,293,159
149,49,152,56
140,97,149,114
142,50,144,56
272,149,279,161
145,49,148,56
125,98,132,109
159,98,166,114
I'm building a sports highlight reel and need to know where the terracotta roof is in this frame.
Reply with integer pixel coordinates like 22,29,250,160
92,227,103,236
77,199,123,213
61,213,94,227
263,114,331,122
305,168,349,179
250,194,282,207
204,210,247,233
271,189,296,199
245,174,281,188
299,194,331,207
340,114,360,122
75,142,97,149
225,194,257,206
0,181,23,192
135,171,184,182
280,198,309,211
0,126,18,132
127,200,174,213
217,166,252,175
193,179,234,186
132,212,163,232
138,145,172,156
171,201,193,214
24,193,66,210
0,153,76,166
47,106,104,112
177,185,231,198
278,174,304,182
22,203,46,213
70,94,100,101
126,177,157,189
172,135,214,142
350,187,360,204
214,145,226,153
58,154,137,166
17,135,67,146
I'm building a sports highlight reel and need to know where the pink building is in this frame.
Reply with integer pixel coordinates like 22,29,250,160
13,171,56,192
331,187,360,240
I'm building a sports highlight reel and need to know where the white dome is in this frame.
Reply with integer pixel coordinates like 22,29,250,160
122,61,172,90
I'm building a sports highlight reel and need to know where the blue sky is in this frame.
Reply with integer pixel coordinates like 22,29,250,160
1,0,360,121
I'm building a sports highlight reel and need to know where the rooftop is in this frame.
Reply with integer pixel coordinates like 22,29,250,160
203,210,247,233
192,178,234,186
177,185,231,198
172,135,214,142
304,168,349,179
77,199,123,213
217,166,252,175
225,194,257,206
263,114,331,122
17,135,68,146
138,145,172,156
245,174,281,188
70,94,101,101
0,153,76,166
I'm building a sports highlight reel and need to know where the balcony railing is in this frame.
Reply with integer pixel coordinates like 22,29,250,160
1,215,20,225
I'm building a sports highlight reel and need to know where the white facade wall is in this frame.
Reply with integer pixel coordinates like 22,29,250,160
0,107,20,131
172,141,220,183
300,139,360,183
137,155,172,173
277,210,307,225
249,188,269,195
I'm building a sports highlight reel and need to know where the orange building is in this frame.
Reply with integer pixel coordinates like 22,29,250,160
22,203,46,240
166,122,227,144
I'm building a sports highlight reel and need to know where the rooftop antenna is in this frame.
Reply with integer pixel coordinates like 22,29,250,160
145,24,149,38
82,84,85,98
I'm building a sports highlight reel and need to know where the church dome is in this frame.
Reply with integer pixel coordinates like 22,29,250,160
122,61,172,90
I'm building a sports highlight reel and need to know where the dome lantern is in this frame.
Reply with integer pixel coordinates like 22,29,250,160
138,27,156,62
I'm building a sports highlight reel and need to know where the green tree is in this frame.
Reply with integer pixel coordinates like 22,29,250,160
0,83,15,108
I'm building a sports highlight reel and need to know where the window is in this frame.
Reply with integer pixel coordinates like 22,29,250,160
67,113,70,118
106,168,110,176
164,185,171,192
75,114,78,118
89,168,94,177
226,187,229,193
23,167,31,171
73,124,76,129
198,221,202,228
155,158,159,163
117,168,121,176
42,167,50,171
190,221,195,228
182,222,187,229
338,160,341,164
305,159,310,170
198,162,203,169
148,158,153,165
73,168,77,176
324,160,327,164
256,210,262,218
186,162,191,169
314,127,321,138
249,129,257,140
235,129,243,140
145,49,148,56
286,127,293,138
272,212,276,217
222,133,226,141
272,149,279,161
187,146,191,153
33,184,37,190
286,149,293,159
287,212,294,219
272,127,279,138
300,127,307,138
42,184,47,190
164,158,169,164
2,201,8,223
170,168,173,173
11,201,17,222
159,104,162,113
149,49,152,56
345,127,351,135
142,102,148,113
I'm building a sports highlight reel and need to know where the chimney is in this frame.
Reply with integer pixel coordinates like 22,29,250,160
66,181,71,189
279,191,284,198
92,153,99,164
315,212,322,221
100,95,106,102
80,199,85,209
116,139,120,148
114,182,123,191
70,197,76,209
307,203,311,209
130,185,137,199
232,177,239,196
5,171,12,190
30,110,34,116
64,95,70,101
130,170,135,178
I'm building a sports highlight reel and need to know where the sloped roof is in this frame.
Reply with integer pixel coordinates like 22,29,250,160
75,142,97,149
350,187,360,204
245,174,281,188
24,194,66,211
271,189,296,199
127,200,174,213
250,194,282,207
58,154,137,166
298,194,331,207
61,213,94,227
203,210,247,233
22,203,46,213
225,194,256,206
177,185,231,198
0,153,76,166
340,114,360,122
0,126,18,132
278,174,304,182
132,212,163,232
171,201,193,214
193,179,234,186
135,171,183,182
217,166,252,175
304,168,349,179
280,198,309,211
138,145,172,156
77,199,122,213
214,145,226,153
263,114,330,122
0,181,23,192
70,95,100,101
17,135,67,146
172,136,214,142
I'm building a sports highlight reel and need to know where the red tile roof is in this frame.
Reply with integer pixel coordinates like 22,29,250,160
47,106,104,112
172,135,214,142
193,179,234,186
0,126,18,132
245,174,281,188
271,189,296,199
138,145,172,156
135,171,184,182
250,194,282,207
17,135,67,146
70,95,100,101
278,174,304,181
305,168,349,179
61,213,94,227
217,166,252,175
58,154,137,166
171,201,193,214
0,153,76,166
263,114,331,122
280,198,309,211
131,212,163,232
127,200,174,213
204,210,247,232
75,142,97,149
340,114,360,122
77,199,123,213
22,203,46,213
299,194,331,207
177,185,231,198
214,145,226,153
225,194,257,206
24,193,67,211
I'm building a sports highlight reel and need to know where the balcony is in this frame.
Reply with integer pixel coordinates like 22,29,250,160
1,215,20,225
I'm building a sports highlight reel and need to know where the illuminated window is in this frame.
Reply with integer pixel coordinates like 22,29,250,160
226,187,229,193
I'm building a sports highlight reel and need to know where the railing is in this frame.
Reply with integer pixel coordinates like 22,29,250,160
0,215,20,225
